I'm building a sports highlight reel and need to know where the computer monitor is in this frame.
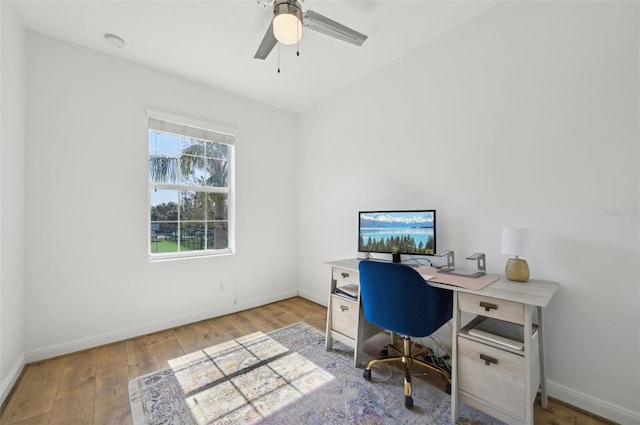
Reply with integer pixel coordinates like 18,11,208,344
358,210,436,258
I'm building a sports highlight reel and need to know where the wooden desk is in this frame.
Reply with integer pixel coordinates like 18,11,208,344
325,258,559,425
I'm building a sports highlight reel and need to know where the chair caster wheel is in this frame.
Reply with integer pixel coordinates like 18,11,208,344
404,396,414,409
445,383,451,394
380,346,389,357
363,369,372,380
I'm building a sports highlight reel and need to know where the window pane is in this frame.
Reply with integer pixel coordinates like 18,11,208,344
150,189,179,253
180,222,206,252
205,158,228,187
149,154,178,184
180,137,203,154
206,193,228,220
150,222,178,253
208,221,229,250
149,131,179,155
179,138,207,186
180,191,205,220
150,190,178,221
205,142,229,160
180,154,207,186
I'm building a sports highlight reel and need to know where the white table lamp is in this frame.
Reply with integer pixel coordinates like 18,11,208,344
501,227,530,282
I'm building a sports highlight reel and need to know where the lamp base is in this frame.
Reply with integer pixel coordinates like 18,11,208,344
505,258,529,282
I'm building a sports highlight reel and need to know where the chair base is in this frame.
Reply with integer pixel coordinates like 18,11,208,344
362,336,451,409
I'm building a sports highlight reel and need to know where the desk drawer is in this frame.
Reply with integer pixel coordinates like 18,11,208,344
458,292,524,324
332,268,359,285
330,295,358,339
458,337,525,420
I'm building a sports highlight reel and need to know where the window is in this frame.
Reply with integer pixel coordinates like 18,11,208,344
148,112,235,259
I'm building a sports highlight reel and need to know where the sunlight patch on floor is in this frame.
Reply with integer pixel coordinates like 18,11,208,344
168,331,335,424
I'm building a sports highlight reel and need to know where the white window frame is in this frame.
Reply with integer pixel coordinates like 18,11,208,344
147,109,236,261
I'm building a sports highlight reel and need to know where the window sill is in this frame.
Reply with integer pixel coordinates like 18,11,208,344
148,250,234,262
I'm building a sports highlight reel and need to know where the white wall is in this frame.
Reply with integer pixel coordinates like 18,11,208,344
24,32,299,361
0,0,27,405
297,2,639,423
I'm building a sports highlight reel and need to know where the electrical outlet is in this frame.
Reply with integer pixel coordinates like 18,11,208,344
219,281,224,291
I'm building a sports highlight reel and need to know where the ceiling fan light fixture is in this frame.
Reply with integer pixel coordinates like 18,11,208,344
273,0,302,45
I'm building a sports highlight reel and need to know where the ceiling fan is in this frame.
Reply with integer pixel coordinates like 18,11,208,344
254,0,368,60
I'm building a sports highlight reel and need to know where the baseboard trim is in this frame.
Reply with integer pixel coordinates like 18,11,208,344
0,354,25,414
547,380,640,424
24,289,299,363
297,289,327,307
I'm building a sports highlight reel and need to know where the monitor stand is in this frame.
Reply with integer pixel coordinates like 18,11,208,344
437,269,486,278
437,252,486,278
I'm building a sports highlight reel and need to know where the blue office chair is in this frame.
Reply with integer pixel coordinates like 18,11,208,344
359,260,453,409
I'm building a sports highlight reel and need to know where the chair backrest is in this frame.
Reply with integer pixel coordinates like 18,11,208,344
359,260,453,338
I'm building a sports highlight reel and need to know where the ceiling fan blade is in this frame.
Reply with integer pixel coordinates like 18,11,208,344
303,10,367,46
254,22,277,60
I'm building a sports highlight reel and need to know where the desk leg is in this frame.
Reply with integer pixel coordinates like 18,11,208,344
353,303,371,367
451,293,460,424
538,306,549,409
524,305,534,425
325,293,333,351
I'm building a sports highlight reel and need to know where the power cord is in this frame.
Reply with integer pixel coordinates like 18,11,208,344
404,254,433,266
422,348,452,374
369,361,394,382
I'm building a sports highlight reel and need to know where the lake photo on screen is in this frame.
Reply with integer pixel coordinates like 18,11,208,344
358,211,435,255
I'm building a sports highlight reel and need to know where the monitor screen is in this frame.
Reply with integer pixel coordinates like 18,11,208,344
358,210,436,256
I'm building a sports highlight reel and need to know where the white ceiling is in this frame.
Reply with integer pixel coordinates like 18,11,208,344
13,0,498,113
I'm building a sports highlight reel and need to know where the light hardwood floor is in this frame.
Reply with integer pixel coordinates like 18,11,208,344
0,297,612,425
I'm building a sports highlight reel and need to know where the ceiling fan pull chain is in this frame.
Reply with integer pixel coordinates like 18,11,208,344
277,43,281,73
296,24,300,57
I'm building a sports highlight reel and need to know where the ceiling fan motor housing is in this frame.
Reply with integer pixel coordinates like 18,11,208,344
273,0,303,45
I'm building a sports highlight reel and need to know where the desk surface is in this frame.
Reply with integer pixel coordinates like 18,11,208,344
326,258,559,308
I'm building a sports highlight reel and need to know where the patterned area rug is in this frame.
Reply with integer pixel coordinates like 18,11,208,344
129,322,501,424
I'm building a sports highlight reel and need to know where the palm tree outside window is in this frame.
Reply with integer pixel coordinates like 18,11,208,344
148,114,235,258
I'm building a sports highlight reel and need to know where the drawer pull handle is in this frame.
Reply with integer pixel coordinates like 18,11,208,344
341,272,350,278
480,354,498,366
340,305,349,312
479,301,498,312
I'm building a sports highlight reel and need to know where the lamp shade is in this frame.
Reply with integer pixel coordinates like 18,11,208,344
273,1,303,45
501,227,529,257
